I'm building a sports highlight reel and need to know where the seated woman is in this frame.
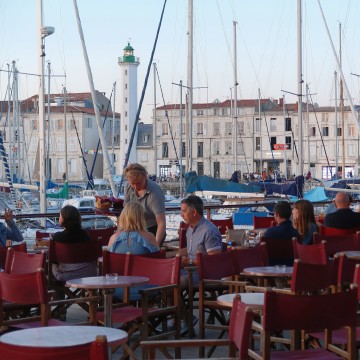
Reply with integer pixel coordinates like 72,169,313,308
292,200,321,245
108,201,159,254
52,205,98,282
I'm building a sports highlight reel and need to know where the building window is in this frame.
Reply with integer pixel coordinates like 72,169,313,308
348,125,356,137
225,141,232,155
238,122,244,134
225,122,232,135
213,141,220,155
270,137,277,150
285,117,292,131
322,127,329,136
255,137,260,150
162,123,168,135
125,84,127,89
285,136,292,150
197,162,204,176
255,118,261,132
162,142,168,158
125,111,128,117
197,123,203,135
55,119,63,130
337,127,342,136
197,142,203,157
125,97,128,103
270,118,276,132
221,108,227,116
213,108,218,116
85,118,92,128
125,125,127,131
321,113,328,122
214,161,220,178
124,70,127,75
213,122,220,136
68,119,76,130
311,127,316,136
196,110,204,116
181,142,186,157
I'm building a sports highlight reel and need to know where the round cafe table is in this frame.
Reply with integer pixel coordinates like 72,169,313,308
217,292,264,310
243,266,293,287
66,275,149,327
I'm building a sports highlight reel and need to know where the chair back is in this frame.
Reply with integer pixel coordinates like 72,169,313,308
260,237,294,266
292,238,328,265
353,264,360,300
197,251,235,280
4,248,46,274
313,232,360,257
228,295,255,360
85,227,117,247
263,288,357,332
125,254,181,286
230,244,268,273
291,259,334,294
0,334,109,360
210,218,233,235
335,253,360,290
178,221,189,249
48,239,101,264
0,242,27,269
319,226,360,235
253,216,275,230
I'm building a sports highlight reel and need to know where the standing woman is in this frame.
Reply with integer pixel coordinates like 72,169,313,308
292,200,320,245
123,163,166,246
52,205,97,282
108,201,159,254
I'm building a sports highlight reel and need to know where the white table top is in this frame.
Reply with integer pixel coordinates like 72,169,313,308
217,292,264,309
0,326,128,347
243,266,293,277
66,275,149,289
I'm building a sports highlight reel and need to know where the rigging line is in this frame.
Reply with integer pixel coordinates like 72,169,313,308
236,118,250,175
308,88,332,177
119,0,167,194
87,88,113,190
70,111,93,189
155,66,179,163
262,111,279,177
215,0,233,66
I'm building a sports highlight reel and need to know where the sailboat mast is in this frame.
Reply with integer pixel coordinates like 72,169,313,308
153,63,158,178
73,0,116,196
335,71,339,177
7,63,11,181
339,23,345,179
187,0,193,172
111,81,116,175
259,89,262,173
306,84,310,172
37,0,47,213
63,86,68,181
46,61,51,181
297,0,303,176
233,21,238,172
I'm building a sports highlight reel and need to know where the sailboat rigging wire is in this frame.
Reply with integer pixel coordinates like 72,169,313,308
236,119,250,175
0,68,65,78
155,66,179,163
308,88,332,176
87,89,113,190
70,111,93,189
118,0,167,195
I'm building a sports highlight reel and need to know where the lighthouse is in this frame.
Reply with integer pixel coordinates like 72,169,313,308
118,42,140,171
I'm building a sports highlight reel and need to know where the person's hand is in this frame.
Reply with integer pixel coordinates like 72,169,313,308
4,208,13,223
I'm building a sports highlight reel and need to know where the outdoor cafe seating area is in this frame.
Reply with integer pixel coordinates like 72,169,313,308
1,217,360,359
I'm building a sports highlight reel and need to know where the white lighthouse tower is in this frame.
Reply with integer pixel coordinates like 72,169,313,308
118,42,140,171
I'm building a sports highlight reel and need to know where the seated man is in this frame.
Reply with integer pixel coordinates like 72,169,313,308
0,208,23,246
170,195,222,335
324,192,360,229
263,201,298,240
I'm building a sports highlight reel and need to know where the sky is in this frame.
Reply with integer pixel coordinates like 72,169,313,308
0,0,359,124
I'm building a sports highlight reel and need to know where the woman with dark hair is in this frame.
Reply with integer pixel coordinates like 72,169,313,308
52,205,97,282
292,200,321,245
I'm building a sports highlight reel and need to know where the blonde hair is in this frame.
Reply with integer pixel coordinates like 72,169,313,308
124,163,147,182
293,200,316,236
118,201,146,232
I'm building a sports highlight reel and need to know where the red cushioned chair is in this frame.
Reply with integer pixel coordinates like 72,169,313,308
0,242,27,269
4,247,46,274
0,334,109,360
85,227,117,247
292,238,328,265
260,237,294,266
210,218,234,235
313,232,360,257
141,295,255,360
248,289,357,359
319,226,360,236
253,216,275,230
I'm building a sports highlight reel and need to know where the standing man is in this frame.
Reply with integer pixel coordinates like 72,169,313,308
124,163,166,246
324,192,360,229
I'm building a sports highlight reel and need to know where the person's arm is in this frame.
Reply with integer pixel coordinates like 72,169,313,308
155,212,166,245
